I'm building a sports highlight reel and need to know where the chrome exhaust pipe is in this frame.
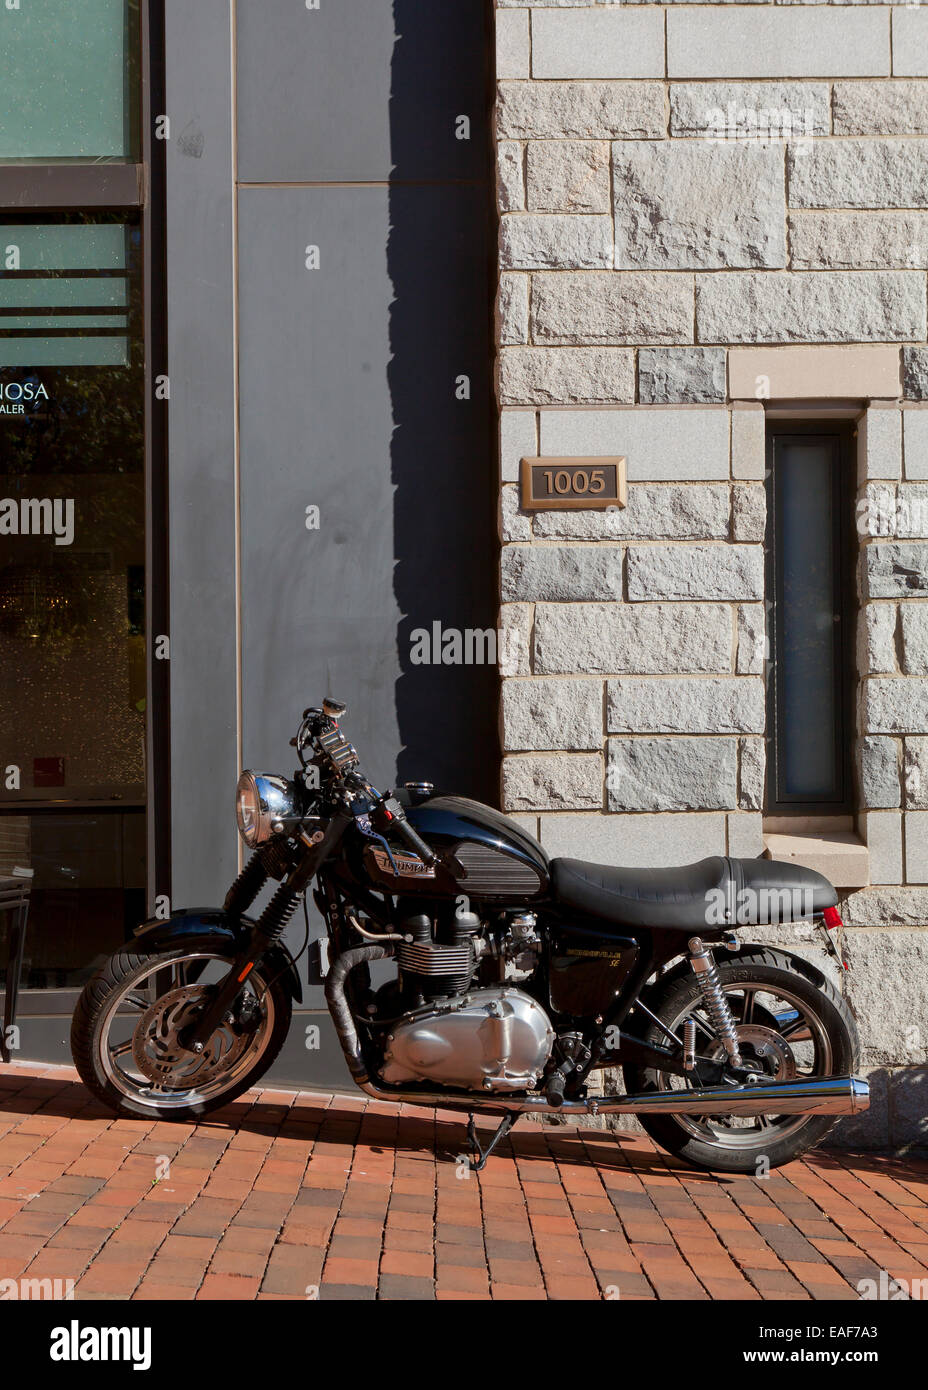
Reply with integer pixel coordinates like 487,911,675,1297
359,1075,869,1118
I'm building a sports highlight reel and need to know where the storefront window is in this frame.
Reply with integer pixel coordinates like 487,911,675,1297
0,0,139,163
0,214,145,986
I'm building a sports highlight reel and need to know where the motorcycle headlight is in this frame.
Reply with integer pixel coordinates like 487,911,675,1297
235,771,301,847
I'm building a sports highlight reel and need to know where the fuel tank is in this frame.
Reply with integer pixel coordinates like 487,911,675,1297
376,789,551,901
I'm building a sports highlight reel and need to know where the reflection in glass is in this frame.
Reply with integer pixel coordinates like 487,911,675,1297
0,0,138,163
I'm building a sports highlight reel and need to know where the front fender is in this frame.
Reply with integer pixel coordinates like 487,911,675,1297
133,908,303,1002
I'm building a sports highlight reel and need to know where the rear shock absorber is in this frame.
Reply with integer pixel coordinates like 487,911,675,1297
687,936,742,1070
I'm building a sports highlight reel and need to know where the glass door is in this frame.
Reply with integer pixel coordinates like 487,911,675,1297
0,213,146,987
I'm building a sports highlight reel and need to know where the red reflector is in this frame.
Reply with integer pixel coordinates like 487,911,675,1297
237,961,255,983
822,906,843,930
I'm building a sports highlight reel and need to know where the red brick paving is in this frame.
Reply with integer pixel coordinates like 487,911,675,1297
0,1062,925,1301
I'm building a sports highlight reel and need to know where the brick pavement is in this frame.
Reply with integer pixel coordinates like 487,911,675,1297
0,1062,926,1301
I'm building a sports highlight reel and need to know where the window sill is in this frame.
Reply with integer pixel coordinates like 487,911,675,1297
762,828,869,889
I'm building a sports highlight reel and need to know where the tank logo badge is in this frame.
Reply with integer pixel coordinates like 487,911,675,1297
370,847,436,878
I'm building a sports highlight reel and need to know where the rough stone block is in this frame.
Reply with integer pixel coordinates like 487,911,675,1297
901,603,928,674
501,544,624,602
790,139,928,210
670,81,829,138
737,604,765,674
739,736,766,811
638,347,726,405
502,678,603,751
627,543,764,601
904,737,928,809
496,80,666,141
732,485,766,543
534,602,732,675
532,483,730,541
532,272,695,346
866,676,928,733
903,347,928,401
500,213,613,270
866,543,928,599
843,929,928,1064
500,346,634,405
790,210,928,271
499,602,532,678
614,140,786,270
696,271,926,344
497,141,525,213
526,140,611,213
607,676,765,734
833,80,928,136
502,752,603,811
499,272,529,345
856,735,901,809
608,736,738,813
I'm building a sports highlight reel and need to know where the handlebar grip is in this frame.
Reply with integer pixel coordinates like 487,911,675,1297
391,811,438,866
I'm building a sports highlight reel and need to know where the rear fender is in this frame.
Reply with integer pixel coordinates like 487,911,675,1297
133,908,303,1002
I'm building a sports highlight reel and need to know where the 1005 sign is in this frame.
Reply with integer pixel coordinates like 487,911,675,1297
519,456,627,511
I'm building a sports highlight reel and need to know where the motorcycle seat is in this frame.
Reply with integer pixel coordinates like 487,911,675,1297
549,854,837,932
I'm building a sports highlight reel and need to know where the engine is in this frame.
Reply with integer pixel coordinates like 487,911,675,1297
375,907,554,1092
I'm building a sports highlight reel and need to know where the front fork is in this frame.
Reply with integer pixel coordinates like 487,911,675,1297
183,811,351,1053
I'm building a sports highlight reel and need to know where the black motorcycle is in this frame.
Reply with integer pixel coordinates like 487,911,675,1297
72,699,868,1173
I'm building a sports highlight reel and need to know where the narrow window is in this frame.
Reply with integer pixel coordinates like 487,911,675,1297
765,422,856,814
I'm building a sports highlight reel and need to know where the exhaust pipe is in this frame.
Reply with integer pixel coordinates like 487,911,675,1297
326,943,869,1120
358,1075,870,1118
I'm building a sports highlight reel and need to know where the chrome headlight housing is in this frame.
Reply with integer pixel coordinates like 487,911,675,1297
235,771,301,847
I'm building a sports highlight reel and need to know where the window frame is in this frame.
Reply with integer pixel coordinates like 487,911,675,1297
764,419,857,817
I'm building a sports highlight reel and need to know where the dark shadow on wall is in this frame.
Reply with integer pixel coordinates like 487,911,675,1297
386,1,499,804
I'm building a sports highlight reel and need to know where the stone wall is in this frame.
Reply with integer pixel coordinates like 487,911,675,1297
494,2,928,1146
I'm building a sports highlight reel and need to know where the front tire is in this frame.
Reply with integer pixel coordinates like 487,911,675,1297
623,947,859,1174
71,943,292,1121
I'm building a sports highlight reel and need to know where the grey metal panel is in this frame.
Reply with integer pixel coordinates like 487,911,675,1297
164,0,239,905
235,0,489,183
236,183,497,805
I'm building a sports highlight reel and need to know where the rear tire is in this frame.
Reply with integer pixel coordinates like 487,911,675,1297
623,947,859,1174
71,943,292,1122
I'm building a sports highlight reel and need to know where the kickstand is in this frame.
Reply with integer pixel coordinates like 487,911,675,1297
466,1112,517,1172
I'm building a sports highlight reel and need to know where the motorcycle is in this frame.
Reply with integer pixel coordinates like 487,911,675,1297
72,699,868,1174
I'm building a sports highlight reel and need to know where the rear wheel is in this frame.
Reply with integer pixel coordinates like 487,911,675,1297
71,944,292,1121
623,947,859,1173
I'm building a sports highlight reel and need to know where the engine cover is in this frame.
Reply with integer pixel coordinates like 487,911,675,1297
379,986,554,1093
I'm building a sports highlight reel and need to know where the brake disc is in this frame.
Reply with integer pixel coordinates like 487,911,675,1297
132,985,253,1088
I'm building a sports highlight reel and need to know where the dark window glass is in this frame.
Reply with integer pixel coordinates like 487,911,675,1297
766,427,855,813
0,214,144,986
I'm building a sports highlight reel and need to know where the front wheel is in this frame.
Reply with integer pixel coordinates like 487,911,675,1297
71,944,292,1121
623,947,860,1174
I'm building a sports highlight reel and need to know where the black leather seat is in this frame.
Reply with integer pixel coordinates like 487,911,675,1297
550,855,837,931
